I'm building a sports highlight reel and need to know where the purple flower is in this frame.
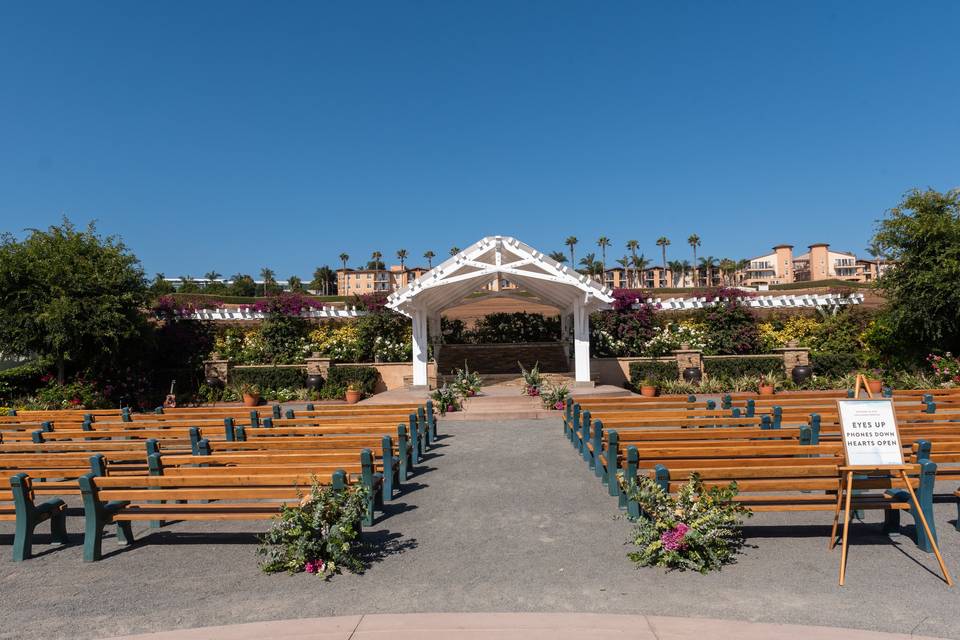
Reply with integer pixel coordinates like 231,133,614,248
660,523,690,551
304,559,325,574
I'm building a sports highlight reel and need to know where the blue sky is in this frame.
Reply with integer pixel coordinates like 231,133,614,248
1,1,958,277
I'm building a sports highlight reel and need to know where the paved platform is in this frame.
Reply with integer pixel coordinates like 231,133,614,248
104,612,950,640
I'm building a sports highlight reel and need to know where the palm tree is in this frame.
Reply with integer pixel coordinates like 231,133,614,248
616,256,631,288
423,250,436,268
548,251,568,264
687,234,701,286
626,240,640,287
287,275,303,292
735,258,750,285
204,270,221,281
449,246,460,256
565,236,578,265
656,236,671,286
396,249,407,269
668,260,685,287
370,251,383,270
597,236,610,274
719,258,737,286
578,252,596,276
680,260,692,287
339,253,349,272
632,254,649,287
698,256,717,287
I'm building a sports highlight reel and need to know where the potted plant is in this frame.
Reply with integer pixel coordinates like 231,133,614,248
236,381,262,407
638,377,659,398
519,361,543,397
863,369,884,395
430,385,461,415
344,383,362,405
758,372,778,396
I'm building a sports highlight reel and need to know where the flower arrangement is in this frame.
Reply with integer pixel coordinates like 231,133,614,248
519,361,543,396
622,472,750,573
540,383,569,410
257,478,368,576
430,385,462,415
451,362,483,397
927,353,960,386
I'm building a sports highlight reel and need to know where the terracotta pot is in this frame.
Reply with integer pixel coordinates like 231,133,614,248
242,393,260,407
345,389,362,404
867,379,883,394
758,385,775,396
640,385,658,398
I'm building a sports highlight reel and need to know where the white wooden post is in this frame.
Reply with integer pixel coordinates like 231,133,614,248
411,308,429,388
573,299,592,385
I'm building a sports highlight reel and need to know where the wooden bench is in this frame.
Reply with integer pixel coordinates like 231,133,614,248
76,469,356,561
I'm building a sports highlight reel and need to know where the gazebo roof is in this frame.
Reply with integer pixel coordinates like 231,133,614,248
386,236,614,316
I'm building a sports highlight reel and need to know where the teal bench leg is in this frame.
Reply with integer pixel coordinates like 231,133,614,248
10,473,68,561
79,473,131,562
606,431,620,497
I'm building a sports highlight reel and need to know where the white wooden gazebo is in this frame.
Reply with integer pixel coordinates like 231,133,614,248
386,236,614,389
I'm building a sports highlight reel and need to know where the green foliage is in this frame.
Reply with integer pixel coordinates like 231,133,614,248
29,379,110,410
260,314,313,364
468,312,561,344
874,188,960,360
628,361,679,386
810,352,861,378
231,366,305,391
325,365,379,395
450,363,483,396
540,383,570,410
590,307,656,357
355,311,411,362
257,479,368,575
0,362,49,403
703,357,782,379
623,472,750,573
430,385,461,415
697,300,759,355
0,219,148,382
519,361,543,396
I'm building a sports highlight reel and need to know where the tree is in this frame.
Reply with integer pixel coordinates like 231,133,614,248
287,275,303,292
632,254,649,285
310,266,334,295
150,273,175,295
688,234,701,286
178,276,200,294
579,252,601,279
203,270,221,281
424,250,436,268
626,240,640,287
449,246,460,256
616,256,631,287
0,219,148,383
668,260,685,287
680,260,692,287
656,236,671,285
719,258,737,286
339,253,350,271
597,236,611,274
565,236,578,265
229,273,256,297
874,188,960,360
699,256,717,287
548,251,568,264
396,249,407,269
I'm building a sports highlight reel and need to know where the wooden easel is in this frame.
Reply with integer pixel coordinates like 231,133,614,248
829,464,952,586
852,373,874,399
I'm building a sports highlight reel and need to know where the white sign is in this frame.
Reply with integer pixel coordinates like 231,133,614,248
837,400,904,467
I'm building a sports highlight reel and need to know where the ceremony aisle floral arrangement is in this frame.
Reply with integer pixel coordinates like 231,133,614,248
451,363,483,397
622,472,750,573
519,361,543,396
257,479,368,576
541,383,570,410
430,385,462,415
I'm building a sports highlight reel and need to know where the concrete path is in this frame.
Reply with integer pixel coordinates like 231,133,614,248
2,418,959,639
104,612,949,640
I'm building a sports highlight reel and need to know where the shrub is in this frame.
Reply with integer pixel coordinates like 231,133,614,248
231,366,305,391
325,365,379,396
257,478,368,575
628,361,679,386
703,356,782,380
0,362,49,403
590,306,657,357
623,472,751,573
31,379,110,409
697,300,759,355
470,312,560,344
810,352,861,378
431,385,461,415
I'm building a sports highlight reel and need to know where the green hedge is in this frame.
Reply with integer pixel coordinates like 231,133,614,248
628,361,679,385
0,362,48,402
326,365,380,395
703,356,783,379
231,366,306,390
810,352,861,378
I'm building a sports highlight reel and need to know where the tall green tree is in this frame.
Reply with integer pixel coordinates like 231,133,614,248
396,249,407,269
287,275,303,292
423,250,436,268
548,251,568,264
0,219,148,383
597,236,611,273
449,246,460,256
626,240,640,287
656,236,671,282
874,188,960,359
688,234,701,286
339,253,350,271
565,236,578,265
229,274,256,297
310,266,334,295
150,273,175,295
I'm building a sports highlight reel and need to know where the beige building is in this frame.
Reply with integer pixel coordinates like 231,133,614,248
337,265,429,296
739,243,891,286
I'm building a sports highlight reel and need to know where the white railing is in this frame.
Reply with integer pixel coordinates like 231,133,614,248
186,306,368,321
633,292,864,312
